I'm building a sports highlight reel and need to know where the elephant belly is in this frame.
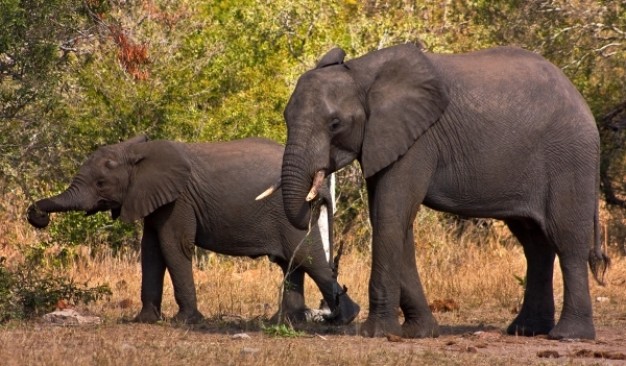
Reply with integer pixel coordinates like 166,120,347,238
423,167,538,220
194,227,272,258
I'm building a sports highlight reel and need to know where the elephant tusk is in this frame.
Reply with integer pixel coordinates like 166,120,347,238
255,178,281,201
306,170,326,202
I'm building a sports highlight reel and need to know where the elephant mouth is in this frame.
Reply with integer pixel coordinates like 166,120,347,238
257,169,327,203
85,199,120,216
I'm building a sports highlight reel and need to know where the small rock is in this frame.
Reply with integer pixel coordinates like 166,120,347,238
232,333,251,340
42,309,101,325
596,296,610,303
473,330,501,340
466,346,478,353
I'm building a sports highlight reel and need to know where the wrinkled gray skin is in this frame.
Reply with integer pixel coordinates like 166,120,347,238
27,136,359,325
280,44,609,340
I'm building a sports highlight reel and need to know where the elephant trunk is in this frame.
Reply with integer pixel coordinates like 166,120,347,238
27,185,85,228
281,144,316,230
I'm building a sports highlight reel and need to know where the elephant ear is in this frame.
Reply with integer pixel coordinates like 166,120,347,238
316,47,346,68
360,44,449,178
120,140,191,223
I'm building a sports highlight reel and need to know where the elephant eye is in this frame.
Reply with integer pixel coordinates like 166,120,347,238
96,180,105,189
329,118,341,132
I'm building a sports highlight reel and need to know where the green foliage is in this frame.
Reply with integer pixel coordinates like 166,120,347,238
47,211,139,250
2,0,626,249
0,257,111,322
261,323,305,338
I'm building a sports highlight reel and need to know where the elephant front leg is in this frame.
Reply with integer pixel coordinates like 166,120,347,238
399,226,439,338
134,227,166,323
360,170,436,338
360,219,405,337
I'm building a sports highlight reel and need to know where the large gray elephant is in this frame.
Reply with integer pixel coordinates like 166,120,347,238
27,136,360,325
277,44,609,340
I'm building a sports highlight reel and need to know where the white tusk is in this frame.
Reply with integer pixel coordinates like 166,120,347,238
306,170,326,202
318,204,330,263
255,179,281,201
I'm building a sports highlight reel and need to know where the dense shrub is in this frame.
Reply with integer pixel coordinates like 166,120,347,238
1,0,625,250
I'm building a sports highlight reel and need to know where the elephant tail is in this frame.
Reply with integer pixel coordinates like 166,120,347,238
588,207,610,286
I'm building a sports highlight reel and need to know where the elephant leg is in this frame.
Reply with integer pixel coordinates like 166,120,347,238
400,224,439,338
360,166,432,338
134,225,166,323
297,231,360,325
359,216,403,337
506,219,556,336
547,225,595,340
271,261,307,324
156,208,204,324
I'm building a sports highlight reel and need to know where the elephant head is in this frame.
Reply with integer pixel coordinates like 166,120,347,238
27,135,191,228
281,44,449,229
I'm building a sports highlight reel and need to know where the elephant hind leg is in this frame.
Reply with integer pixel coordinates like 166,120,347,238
546,225,596,340
300,260,361,326
271,263,308,324
505,219,556,336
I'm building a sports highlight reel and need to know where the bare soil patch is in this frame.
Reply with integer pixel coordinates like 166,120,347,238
1,307,624,365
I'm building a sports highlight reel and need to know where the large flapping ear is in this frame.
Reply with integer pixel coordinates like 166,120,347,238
359,44,449,178
120,140,191,223
316,47,346,69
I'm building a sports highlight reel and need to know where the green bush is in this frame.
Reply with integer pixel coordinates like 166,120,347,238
0,256,111,322
2,0,625,251
48,211,140,251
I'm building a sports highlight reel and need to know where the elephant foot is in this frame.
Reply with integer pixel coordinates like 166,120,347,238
133,306,162,324
506,314,554,337
172,309,205,324
359,316,402,338
270,308,308,324
402,316,440,338
324,293,361,326
548,317,595,340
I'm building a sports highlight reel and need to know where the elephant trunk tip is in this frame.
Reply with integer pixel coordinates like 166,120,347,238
26,204,51,229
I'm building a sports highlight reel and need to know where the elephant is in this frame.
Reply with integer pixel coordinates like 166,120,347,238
276,44,610,340
26,135,360,325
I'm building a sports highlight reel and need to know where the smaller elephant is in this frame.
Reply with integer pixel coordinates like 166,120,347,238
27,135,360,325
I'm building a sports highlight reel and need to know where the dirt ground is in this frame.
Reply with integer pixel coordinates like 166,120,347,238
1,308,624,366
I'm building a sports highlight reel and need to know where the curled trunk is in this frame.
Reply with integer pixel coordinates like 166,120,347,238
27,186,84,228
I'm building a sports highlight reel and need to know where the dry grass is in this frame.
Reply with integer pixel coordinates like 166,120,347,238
1,194,625,365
